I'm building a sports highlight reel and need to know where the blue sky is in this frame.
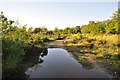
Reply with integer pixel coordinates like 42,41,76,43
0,1,119,30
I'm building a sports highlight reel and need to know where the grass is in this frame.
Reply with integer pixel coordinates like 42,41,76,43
64,33,119,78
64,46,93,69
65,33,119,54
78,54,93,69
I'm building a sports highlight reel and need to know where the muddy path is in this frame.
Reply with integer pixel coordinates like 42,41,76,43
47,40,115,78
48,40,65,48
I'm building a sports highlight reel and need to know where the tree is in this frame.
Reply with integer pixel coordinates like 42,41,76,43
81,25,90,33
53,27,58,33
28,27,33,33
41,26,47,32
105,9,120,34
21,25,27,32
64,27,70,34
0,12,14,32
74,26,81,33
90,21,105,34
33,28,42,34
47,30,53,35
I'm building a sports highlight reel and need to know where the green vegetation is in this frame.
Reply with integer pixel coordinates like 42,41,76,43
0,12,49,79
1,9,120,78
81,10,119,34
78,54,93,69
64,34,119,76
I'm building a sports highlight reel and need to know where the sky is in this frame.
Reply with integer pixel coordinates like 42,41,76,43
0,0,119,30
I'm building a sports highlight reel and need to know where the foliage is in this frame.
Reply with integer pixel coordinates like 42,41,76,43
1,12,49,78
78,55,92,69
1,9,120,78
81,9,119,34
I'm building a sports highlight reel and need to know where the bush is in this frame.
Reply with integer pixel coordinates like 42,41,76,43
2,39,25,66
43,38,49,42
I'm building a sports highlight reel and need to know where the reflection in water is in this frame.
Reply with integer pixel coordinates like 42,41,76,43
25,48,112,78
41,48,48,57
38,58,44,63
25,48,48,77
38,48,48,63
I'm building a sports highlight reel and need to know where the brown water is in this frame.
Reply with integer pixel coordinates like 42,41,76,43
25,48,112,78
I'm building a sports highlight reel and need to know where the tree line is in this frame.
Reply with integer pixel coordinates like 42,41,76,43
1,9,119,36
29,9,119,35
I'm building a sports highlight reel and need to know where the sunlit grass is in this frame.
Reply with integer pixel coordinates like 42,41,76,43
65,33,119,75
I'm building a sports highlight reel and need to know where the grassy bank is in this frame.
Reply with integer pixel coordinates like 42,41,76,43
64,33,119,78
64,46,93,69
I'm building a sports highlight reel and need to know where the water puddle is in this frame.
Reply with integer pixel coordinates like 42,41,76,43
25,48,112,78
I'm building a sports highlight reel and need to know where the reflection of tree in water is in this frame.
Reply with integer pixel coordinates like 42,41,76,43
41,48,48,57
25,48,48,77
39,48,48,63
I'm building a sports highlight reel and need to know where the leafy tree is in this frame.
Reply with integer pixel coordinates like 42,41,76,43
28,27,33,33
81,25,90,33
53,27,59,33
81,8,120,34
74,26,81,33
21,25,27,32
64,27,70,34
88,21,96,34
0,12,14,32
33,28,42,34
90,21,105,34
47,30,54,35
105,9,119,34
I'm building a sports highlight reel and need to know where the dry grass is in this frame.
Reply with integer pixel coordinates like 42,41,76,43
82,34,118,44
